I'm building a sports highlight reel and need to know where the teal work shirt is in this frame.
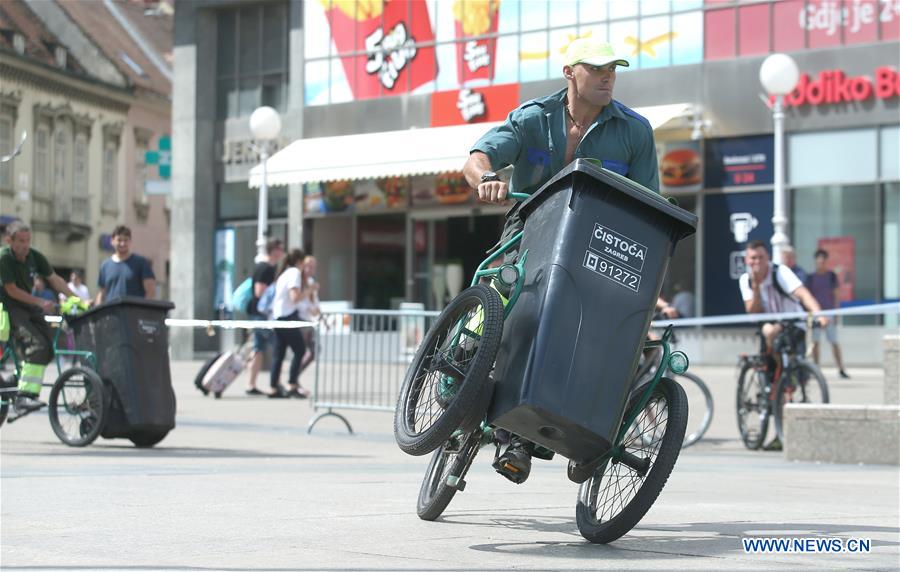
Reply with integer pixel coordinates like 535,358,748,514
471,87,659,195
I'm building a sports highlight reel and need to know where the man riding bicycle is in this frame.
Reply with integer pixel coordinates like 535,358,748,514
739,240,828,449
462,38,659,484
0,221,78,412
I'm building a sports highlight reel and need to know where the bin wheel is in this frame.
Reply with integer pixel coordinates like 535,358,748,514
193,353,222,396
130,430,169,448
576,377,688,544
394,285,503,457
48,366,108,447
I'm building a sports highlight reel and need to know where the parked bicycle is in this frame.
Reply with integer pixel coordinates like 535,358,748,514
736,318,829,449
393,161,697,544
636,315,714,448
0,298,108,446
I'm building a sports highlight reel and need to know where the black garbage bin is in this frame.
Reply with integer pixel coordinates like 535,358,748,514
487,159,697,463
72,296,176,447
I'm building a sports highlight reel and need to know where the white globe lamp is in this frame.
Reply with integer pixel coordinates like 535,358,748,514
759,53,799,264
250,106,282,263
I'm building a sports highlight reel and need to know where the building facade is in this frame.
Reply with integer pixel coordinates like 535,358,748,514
0,0,172,299
172,0,900,358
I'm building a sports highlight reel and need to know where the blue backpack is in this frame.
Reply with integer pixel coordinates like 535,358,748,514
256,283,277,318
231,278,253,313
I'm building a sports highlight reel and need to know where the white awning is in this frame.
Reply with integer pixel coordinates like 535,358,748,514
249,121,502,188
249,103,694,188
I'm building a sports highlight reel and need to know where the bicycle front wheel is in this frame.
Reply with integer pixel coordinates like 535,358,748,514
773,359,829,443
576,377,688,544
677,371,714,448
736,360,769,450
394,285,503,457
48,367,107,447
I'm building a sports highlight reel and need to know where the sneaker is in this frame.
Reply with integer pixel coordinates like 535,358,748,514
268,387,290,399
15,394,46,413
839,370,850,379
245,388,265,396
763,437,783,451
492,438,533,484
287,387,310,399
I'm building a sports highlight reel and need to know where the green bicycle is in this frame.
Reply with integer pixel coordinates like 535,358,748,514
393,160,696,544
0,298,108,447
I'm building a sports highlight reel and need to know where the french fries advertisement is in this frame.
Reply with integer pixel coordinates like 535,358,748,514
452,0,501,84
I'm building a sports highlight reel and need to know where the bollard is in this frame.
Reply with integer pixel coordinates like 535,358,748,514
885,335,900,406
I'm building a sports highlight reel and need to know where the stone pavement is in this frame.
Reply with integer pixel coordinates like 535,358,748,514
1,361,897,571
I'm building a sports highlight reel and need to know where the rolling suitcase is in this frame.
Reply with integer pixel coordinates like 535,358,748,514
194,339,254,398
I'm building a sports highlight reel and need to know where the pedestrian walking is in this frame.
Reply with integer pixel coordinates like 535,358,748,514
269,249,314,399
805,249,850,379
245,238,285,396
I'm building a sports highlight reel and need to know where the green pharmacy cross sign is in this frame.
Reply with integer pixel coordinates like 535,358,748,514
145,135,171,179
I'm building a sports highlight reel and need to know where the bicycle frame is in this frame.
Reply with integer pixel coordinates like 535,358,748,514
0,312,97,405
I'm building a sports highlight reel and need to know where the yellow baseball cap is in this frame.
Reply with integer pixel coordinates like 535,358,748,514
564,38,629,68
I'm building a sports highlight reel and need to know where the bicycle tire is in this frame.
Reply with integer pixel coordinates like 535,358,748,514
394,285,503,457
0,372,14,427
773,358,829,443
677,371,714,448
736,360,769,450
48,366,107,447
417,430,482,521
575,377,688,544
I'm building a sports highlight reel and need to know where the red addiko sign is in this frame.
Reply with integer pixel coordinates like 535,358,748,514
323,0,437,100
430,83,519,127
777,66,900,107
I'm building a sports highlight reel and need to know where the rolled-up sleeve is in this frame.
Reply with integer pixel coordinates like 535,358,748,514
471,109,525,170
629,126,660,193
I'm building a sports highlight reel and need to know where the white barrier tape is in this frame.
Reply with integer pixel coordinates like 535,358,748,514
652,302,900,328
41,301,899,330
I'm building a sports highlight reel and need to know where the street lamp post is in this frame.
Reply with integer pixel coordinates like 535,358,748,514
249,106,282,263
759,53,799,265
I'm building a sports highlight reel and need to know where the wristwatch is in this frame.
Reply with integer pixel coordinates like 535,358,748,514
480,171,500,183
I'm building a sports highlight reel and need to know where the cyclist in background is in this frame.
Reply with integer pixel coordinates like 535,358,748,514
0,221,77,412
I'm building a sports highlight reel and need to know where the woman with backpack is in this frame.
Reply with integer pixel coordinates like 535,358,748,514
267,248,314,398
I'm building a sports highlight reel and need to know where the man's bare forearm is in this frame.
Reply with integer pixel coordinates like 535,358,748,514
463,151,493,190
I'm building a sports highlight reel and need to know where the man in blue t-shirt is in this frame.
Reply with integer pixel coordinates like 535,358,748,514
96,225,156,304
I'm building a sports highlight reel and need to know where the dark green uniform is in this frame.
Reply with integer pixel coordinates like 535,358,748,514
471,87,660,194
0,246,55,392
0,246,53,307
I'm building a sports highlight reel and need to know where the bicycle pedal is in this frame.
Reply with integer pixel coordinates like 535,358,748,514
445,475,466,491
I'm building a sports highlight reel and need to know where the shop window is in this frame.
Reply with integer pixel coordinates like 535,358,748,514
217,181,287,221
703,8,735,60
793,184,879,304
773,0,805,52
0,115,12,190
789,129,878,186
881,0,900,40
885,183,900,327
738,2,769,56
881,126,899,181
216,3,288,119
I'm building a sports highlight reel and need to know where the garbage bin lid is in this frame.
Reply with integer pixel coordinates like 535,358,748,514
520,159,698,237
76,296,175,321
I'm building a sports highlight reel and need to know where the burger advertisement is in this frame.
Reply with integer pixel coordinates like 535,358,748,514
411,173,473,207
660,141,702,192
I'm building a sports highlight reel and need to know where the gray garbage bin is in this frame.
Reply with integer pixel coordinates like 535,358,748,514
72,296,175,447
487,159,697,463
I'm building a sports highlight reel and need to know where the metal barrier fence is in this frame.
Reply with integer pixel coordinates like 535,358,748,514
308,308,438,434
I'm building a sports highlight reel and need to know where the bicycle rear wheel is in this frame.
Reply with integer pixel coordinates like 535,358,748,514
677,371,714,448
576,377,688,544
773,359,829,442
48,367,107,447
417,430,482,521
736,360,769,450
394,285,503,456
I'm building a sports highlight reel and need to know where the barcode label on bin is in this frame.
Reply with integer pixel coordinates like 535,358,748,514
583,251,641,293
